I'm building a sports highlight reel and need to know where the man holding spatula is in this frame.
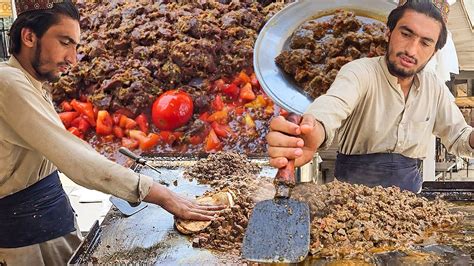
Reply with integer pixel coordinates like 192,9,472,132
0,1,223,264
267,0,473,193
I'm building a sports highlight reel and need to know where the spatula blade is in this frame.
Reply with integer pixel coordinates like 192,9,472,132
242,198,310,263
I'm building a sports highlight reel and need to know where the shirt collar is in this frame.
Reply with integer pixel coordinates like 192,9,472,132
8,56,44,92
379,56,421,91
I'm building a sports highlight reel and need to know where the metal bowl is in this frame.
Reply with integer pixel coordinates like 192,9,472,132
254,0,397,114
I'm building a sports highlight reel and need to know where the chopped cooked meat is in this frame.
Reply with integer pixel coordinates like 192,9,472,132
292,181,465,260
51,1,287,114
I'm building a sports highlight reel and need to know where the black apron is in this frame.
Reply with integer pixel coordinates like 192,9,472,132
335,153,422,193
0,171,76,248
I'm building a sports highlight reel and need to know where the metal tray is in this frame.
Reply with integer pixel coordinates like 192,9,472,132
69,157,474,265
254,0,396,114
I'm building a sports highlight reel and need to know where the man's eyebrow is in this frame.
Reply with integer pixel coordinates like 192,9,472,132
59,35,79,46
399,25,435,43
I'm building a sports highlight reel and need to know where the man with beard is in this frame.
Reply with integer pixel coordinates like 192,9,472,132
0,1,223,264
267,0,473,193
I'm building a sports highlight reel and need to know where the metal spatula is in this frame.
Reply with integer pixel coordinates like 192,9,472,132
242,114,310,263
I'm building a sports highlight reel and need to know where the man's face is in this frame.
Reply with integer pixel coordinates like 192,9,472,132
386,10,441,79
31,15,80,82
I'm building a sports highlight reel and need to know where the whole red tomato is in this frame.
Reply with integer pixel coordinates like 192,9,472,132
152,90,194,131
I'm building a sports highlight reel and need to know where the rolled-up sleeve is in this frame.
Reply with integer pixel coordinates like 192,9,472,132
304,63,366,149
433,84,474,158
0,75,153,203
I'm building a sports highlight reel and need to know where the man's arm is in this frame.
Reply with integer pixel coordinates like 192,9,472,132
0,74,223,220
433,83,474,158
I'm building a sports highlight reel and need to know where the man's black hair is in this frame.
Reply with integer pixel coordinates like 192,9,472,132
387,0,447,51
8,0,80,55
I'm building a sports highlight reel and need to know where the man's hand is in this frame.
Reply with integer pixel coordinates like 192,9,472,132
266,114,325,168
144,183,225,221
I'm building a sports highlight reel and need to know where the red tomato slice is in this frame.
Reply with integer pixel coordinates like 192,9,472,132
121,137,139,150
119,115,138,130
240,83,256,101
189,135,203,145
60,101,73,112
211,95,224,111
135,114,149,134
96,110,113,135
113,125,124,138
211,121,232,138
58,112,79,128
222,83,239,98
71,99,96,127
205,128,222,152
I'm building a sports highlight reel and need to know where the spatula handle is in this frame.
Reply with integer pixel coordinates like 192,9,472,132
274,113,301,197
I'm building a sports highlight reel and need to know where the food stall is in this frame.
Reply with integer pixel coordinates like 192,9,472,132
48,0,474,264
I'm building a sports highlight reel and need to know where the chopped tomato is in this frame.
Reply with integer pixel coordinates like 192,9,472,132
250,73,259,88
58,112,79,128
113,125,124,138
198,112,209,122
71,99,96,127
70,116,90,133
96,110,113,135
245,95,267,109
129,129,147,141
189,135,203,145
135,114,149,134
121,137,139,150
60,101,73,112
222,83,239,98
70,116,82,128
211,121,233,138
211,95,224,111
112,113,122,125
68,127,83,139
235,106,245,116
235,71,251,85
244,114,256,128
207,110,228,124
265,105,275,115
139,133,160,151
205,128,222,152
119,115,137,130
77,118,91,133
159,131,176,145
240,83,256,101
152,90,194,131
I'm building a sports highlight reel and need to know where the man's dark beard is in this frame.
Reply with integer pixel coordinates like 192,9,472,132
385,48,431,79
31,41,61,82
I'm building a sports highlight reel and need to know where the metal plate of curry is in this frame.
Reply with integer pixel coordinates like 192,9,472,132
253,0,396,114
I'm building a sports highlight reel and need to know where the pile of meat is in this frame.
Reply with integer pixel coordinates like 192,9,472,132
291,181,465,260
52,0,288,114
183,152,274,253
276,10,387,99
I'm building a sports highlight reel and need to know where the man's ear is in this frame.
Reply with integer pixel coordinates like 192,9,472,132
20,28,37,49
385,29,391,43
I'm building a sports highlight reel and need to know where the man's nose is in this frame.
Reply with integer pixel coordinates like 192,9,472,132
66,47,78,65
404,38,418,58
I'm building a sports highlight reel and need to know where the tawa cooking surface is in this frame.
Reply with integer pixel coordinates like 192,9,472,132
69,157,474,265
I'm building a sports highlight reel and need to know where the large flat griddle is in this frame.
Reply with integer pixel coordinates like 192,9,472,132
69,156,474,265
